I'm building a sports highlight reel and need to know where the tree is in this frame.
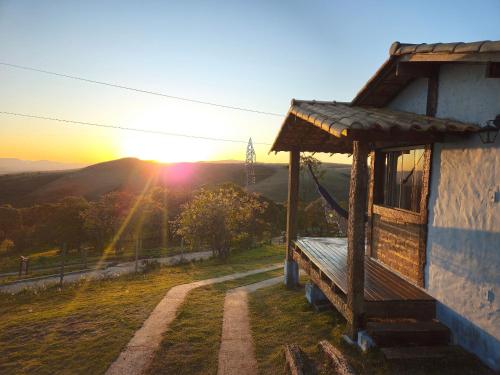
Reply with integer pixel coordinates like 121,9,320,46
0,205,21,243
0,239,15,254
82,192,135,253
300,154,325,201
177,184,267,258
17,203,57,251
303,198,330,236
51,196,89,252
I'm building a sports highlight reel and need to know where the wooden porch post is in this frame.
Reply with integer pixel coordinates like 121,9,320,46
285,148,300,288
347,141,369,340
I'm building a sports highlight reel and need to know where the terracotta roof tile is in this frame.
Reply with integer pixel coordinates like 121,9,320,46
289,100,480,134
354,39,500,107
479,40,500,52
270,100,482,153
391,40,500,56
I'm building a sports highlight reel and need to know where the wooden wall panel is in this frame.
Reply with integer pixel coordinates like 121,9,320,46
371,212,422,284
368,145,432,288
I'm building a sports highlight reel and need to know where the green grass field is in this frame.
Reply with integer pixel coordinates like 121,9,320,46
0,245,283,375
1,243,490,375
0,244,200,281
249,280,492,375
147,268,282,375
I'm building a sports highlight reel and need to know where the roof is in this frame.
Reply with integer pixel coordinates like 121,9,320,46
271,39,497,153
271,100,481,153
390,40,500,56
352,40,500,107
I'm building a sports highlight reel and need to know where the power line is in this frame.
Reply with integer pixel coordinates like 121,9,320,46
0,61,284,117
0,111,273,145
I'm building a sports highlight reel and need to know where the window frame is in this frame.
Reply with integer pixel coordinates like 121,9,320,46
373,145,426,214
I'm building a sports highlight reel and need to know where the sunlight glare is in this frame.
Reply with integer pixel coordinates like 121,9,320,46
120,111,226,162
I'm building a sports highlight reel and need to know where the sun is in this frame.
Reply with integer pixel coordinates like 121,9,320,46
120,132,215,162
118,110,219,163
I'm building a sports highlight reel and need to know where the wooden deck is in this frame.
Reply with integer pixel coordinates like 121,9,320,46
292,237,436,321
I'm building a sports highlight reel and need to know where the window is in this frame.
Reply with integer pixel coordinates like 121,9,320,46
382,147,425,212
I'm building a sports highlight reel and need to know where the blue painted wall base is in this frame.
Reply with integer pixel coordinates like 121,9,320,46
305,282,328,305
284,259,299,287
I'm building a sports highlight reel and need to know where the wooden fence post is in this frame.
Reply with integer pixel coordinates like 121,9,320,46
135,237,140,273
18,257,23,277
83,248,88,269
347,141,369,340
181,237,184,261
59,243,67,287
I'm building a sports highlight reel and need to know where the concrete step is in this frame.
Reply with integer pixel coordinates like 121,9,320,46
367,321,450,347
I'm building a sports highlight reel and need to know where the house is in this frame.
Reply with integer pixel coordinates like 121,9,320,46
271,40,500,370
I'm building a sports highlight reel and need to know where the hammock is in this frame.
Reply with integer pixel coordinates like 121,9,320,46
307,164,349,220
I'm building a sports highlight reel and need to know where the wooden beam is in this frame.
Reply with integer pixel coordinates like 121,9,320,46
286,149,300,260
396,62,437,78
366,151,385,258
366,152,375,259
372,152,386,205
426,66,439,117
417,145,433,287
486,62,500,78
346,141,369,340
292,249,352,321
349,129,442,144
372,204,423,225
285,149,301,289
400,52,500,63
318,340,356,375
283,344,306,375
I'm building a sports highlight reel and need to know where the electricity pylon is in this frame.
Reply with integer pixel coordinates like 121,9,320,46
245,138,256,188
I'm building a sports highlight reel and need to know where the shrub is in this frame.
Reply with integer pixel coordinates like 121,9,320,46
177,184,267,259
0,239,15,254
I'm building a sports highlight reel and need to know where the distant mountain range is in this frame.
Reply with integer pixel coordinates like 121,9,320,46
0,158,86,174
0,157,351,207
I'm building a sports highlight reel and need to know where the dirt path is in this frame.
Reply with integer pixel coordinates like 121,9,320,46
217,276,283,375
106,264,282,375
0,251,212,294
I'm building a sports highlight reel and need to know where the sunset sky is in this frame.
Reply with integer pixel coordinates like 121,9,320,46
1,1,499,165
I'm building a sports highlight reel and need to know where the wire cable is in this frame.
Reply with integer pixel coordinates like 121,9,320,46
0,61,284,117
0,111,273,145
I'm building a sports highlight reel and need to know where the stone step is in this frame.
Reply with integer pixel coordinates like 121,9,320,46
381,345,462,361
367,321,450,347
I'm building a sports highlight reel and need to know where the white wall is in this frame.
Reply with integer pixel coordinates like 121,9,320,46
387,77,428,115
388,63,500,370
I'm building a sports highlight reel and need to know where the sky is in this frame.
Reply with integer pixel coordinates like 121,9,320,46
1,0,499,165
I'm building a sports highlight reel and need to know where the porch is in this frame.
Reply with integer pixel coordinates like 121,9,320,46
292,237,436,322
272,100,479,340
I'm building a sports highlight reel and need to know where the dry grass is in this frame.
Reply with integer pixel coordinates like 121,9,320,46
0,245,283,375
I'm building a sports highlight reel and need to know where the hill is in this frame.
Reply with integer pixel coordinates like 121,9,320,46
0,158,85,174
0,158,350,207
248,162,351,203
